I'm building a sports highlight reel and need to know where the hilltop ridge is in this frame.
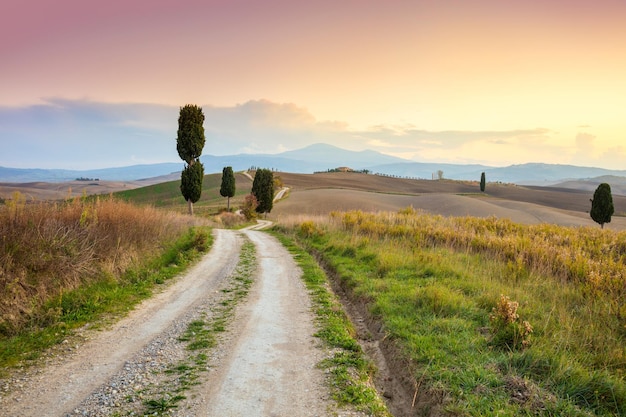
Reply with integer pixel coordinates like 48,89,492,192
2,143,626,185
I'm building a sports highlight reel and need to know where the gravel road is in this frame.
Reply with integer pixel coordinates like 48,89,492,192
0,228,358,416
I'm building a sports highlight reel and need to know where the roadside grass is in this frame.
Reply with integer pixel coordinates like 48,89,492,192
272,231,392,417
137,238,256,416
0,194,212,373
277,210,626,416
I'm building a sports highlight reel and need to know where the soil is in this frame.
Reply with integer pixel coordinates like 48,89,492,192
0,229,366,417
177,229,340,416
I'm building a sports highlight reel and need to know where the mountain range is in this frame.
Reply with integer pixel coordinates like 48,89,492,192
2,143,626,186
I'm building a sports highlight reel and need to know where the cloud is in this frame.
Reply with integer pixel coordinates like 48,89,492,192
202,99,338,154
356,125,551,148
0,98,348,169
0,97,570,170
598,146,626,169
0,98,178,169
570,132,598,166
366,139,395,148
575,132,596,150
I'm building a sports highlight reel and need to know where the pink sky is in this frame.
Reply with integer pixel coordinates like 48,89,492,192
2,0,626,169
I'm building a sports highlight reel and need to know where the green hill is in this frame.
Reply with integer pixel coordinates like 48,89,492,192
115,172,253,214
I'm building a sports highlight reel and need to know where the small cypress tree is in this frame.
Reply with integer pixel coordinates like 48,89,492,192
590,183,614,229
220,166,236,211
480,172,486,192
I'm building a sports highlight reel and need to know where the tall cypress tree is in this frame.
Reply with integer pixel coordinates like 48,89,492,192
220,166,236,211
480,172,486,192
176,105,205,215
251,169,274,214
590,183,614,229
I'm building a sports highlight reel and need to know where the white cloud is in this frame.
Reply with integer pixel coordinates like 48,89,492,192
366,139,394,148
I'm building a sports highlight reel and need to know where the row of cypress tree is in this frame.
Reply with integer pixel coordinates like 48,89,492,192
176,105,274,216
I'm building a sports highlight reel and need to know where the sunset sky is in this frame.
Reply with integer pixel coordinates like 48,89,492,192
1,0,625,170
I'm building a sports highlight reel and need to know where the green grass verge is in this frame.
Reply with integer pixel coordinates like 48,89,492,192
272,231,392,417
0,227,213,373
289,225,625,416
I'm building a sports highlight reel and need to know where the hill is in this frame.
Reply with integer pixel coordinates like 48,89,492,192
270,172,626,230
3,169,626,230
3,143,626,185
553,175,626,196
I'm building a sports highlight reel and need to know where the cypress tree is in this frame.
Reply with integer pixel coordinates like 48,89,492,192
176,105,206,215
480,172,486,192
251,169,274,214
220,166,236,211
180,161,204,212
590,183,614,229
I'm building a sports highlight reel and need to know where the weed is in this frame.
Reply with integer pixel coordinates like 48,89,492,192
143,395,186,413
489,295,533,351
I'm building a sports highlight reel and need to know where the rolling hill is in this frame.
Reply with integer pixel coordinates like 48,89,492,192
2,143,626,187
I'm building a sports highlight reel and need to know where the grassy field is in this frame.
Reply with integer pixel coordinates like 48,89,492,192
277,210,626,416
114,172,254,215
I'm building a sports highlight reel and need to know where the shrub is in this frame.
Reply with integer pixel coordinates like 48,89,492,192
489,294,533,351
241,194,258,221
299,221,321,238
216,211,244,228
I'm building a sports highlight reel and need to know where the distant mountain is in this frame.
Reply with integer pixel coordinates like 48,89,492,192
553,175,626,196
365,162,491,180
278,143,406,167
2,143,626,185
365,162,626,184
0,163,182,183
200,143,408,174
482,163,626,184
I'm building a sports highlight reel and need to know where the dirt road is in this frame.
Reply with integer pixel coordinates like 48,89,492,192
0,228,348,416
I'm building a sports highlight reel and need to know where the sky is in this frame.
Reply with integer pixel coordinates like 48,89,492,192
1,0,625,170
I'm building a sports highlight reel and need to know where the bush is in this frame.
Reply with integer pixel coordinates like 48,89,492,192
489,295,533,351
241,194,258,221
216,211,244,228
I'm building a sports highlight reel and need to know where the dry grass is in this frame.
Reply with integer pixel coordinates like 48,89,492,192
0,193,202,335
